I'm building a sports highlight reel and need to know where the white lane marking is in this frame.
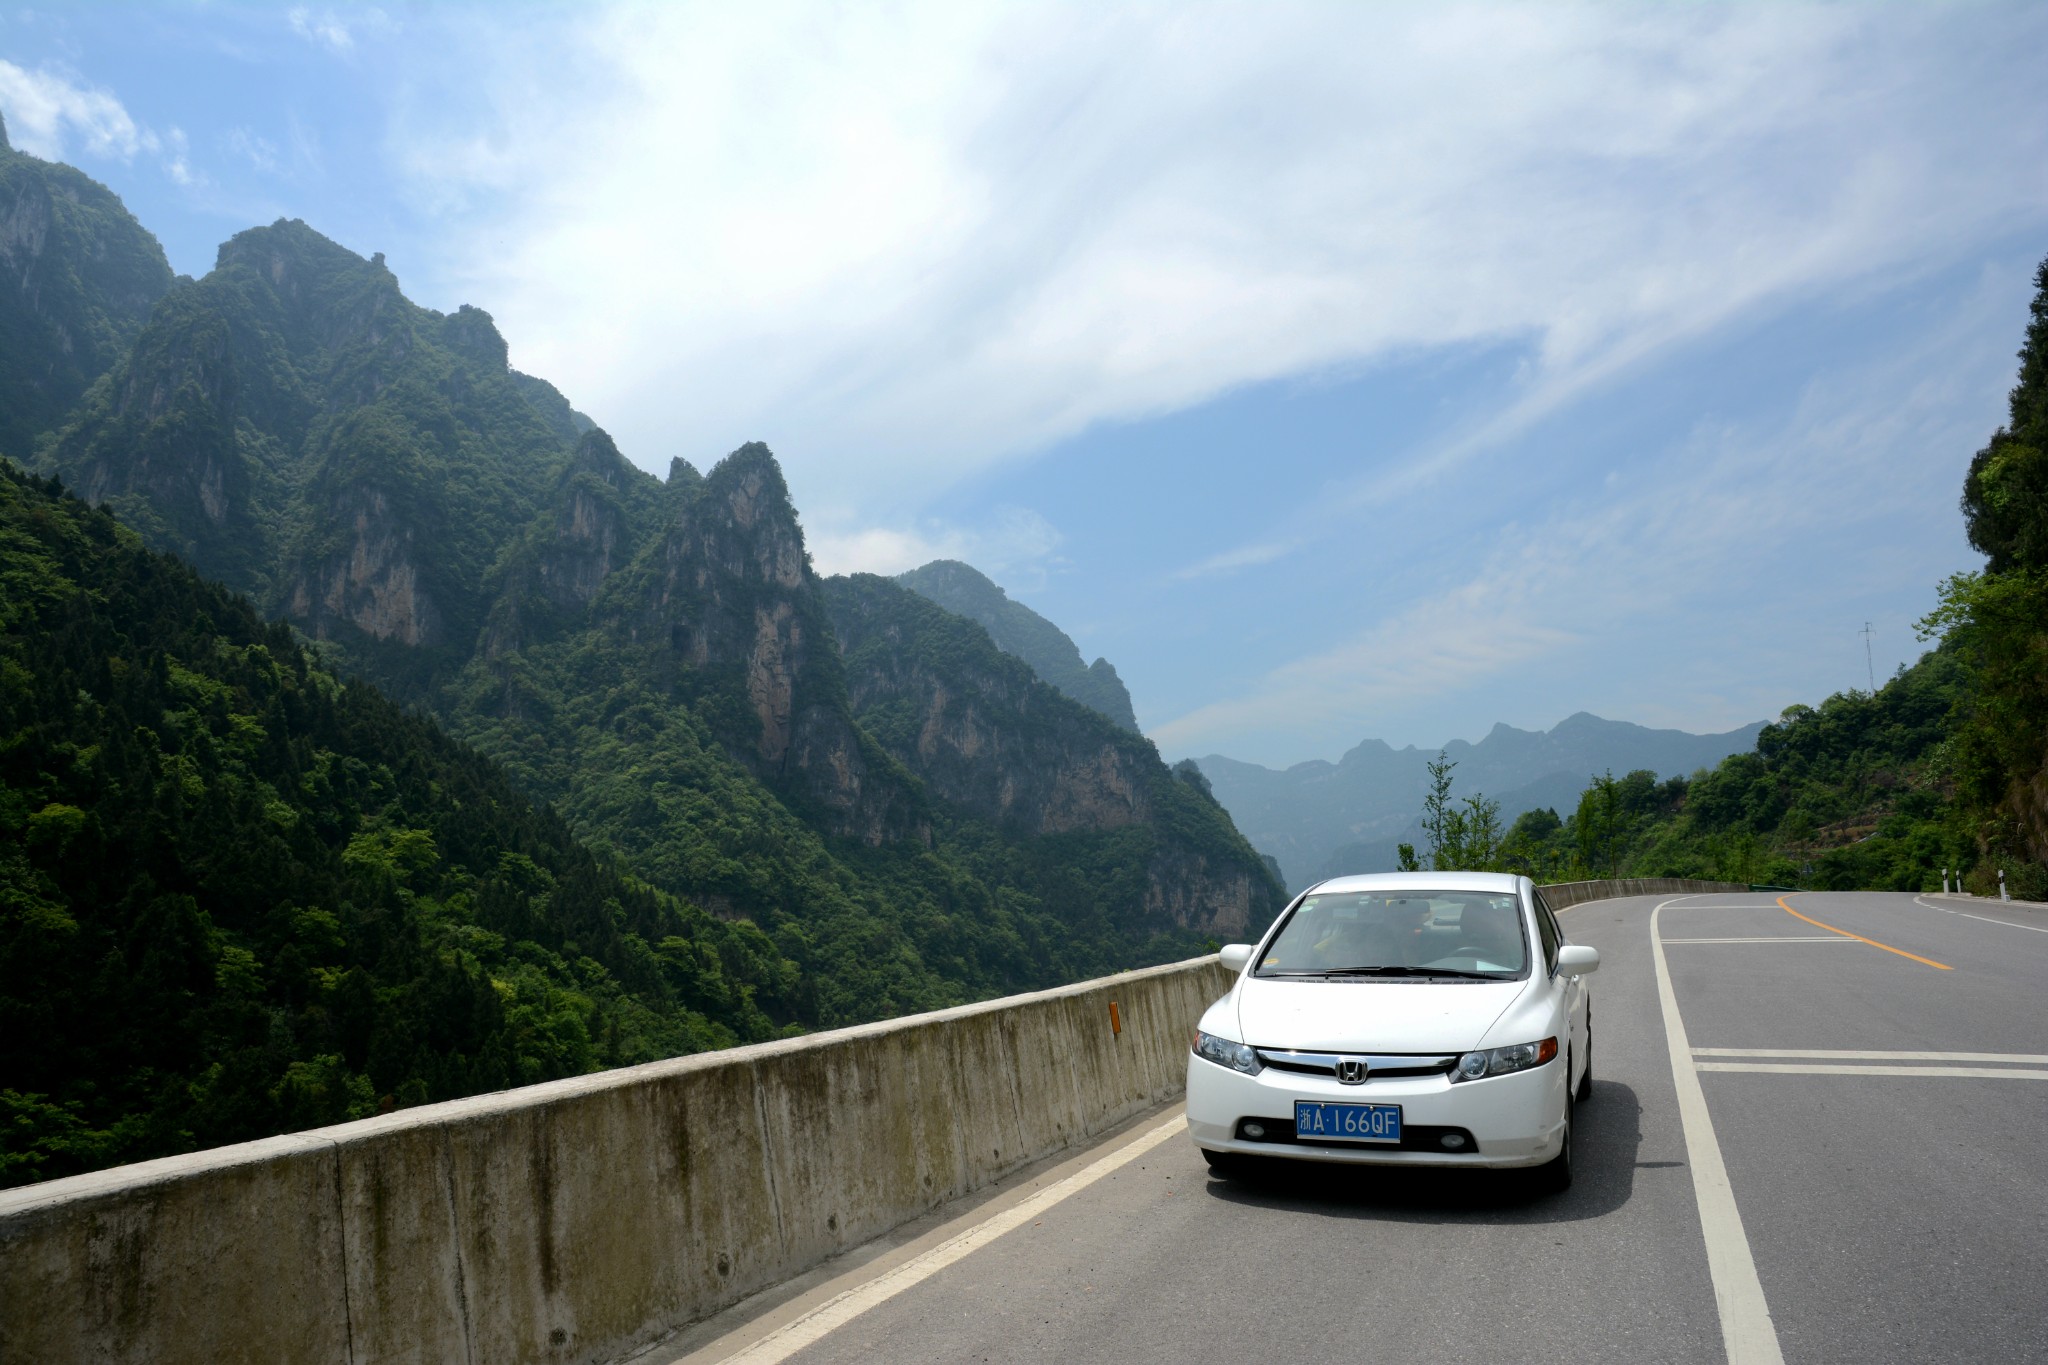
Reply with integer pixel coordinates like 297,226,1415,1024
1913,896,2048,934
1693,1048,2048,1063
1651,896,1786,1365
1661,937,1854,944
717,1113,1187,1364
1657,904,1784,910
1698,1063,2048,1079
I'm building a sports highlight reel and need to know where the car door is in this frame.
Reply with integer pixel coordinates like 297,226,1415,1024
1533,892,1583,1082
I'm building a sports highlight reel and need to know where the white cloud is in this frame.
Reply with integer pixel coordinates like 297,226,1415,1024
806,506,1062,580
0,59,151,160
0,60,203,188
288,7,368,55
389,1,2048,525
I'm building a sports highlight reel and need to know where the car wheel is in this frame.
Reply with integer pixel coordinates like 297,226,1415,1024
1201,1148,1241,1177
1532,1074,1574,1195
1576,1006,1594,1103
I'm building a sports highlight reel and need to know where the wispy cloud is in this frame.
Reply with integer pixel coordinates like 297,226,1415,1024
386,2,2048,522
1173,539,1300,582
287,7,384,56
0,59,199,185
225,126,278,173
1149,265,2016,761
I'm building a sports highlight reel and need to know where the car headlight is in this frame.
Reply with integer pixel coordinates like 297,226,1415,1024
1451,1036,1558,1082
1192,1029,1263,1075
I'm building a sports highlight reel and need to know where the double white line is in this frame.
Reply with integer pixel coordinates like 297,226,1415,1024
1693,1048,2048,1080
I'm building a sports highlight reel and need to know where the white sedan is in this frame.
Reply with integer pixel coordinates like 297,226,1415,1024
1186,871,1597,1191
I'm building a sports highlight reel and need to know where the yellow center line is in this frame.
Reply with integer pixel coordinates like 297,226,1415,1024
1777,896,1952,970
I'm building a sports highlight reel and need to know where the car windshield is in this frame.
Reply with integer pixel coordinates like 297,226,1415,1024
1255,889,1529,978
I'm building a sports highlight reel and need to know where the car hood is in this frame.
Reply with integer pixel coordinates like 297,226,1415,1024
1234,975,1526,1053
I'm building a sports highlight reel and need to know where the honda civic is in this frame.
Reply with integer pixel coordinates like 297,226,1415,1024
1186,872,1597,1191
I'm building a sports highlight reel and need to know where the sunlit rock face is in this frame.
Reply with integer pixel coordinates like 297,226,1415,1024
825,573,1282,937
631,444,926,847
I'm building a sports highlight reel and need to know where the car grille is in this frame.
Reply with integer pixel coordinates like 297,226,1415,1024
1254,1049,1459,1079
1234,1116,1480,1153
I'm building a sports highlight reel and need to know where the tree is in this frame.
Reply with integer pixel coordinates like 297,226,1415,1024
1418,751,1503,872
1574,771,1622,879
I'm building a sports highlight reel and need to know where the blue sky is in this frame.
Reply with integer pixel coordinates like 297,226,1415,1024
4,3,2045,766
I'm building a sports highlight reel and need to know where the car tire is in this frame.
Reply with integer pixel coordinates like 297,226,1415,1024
1532,1074,1574,1195
1201,1148,1241,1177
1576,1006,1594,1103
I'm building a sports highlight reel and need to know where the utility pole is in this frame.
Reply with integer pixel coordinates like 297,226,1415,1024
1861,621,1875,692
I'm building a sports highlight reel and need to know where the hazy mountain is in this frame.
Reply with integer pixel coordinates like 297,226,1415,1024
0,113,175,463
896,559,1140,731
1199,712,1767,889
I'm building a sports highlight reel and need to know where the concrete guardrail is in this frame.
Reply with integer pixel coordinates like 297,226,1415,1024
1537,877,1747,910
0,877,1720,1363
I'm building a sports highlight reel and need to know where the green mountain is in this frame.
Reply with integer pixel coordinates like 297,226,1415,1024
896,559,1140,731
446,443,1278,1022
11,165,1283,1096
826,573,1275,929
0,464,797,1187
43,219,587,698
0,113,175,464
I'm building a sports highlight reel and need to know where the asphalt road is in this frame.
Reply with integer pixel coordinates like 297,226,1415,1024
663,891,2048,1365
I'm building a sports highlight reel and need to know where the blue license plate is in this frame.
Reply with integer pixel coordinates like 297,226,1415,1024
1295,1101,1402,1144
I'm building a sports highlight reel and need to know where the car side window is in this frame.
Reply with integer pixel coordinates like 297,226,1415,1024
1533,894,1561,973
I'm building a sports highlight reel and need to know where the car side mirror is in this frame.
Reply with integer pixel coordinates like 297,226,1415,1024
1219,943,1254,971
1556,944,1600,977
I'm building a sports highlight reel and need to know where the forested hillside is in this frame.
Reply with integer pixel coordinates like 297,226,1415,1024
0,466,798,1186
0,142,1284,1184
1452,648,1983,893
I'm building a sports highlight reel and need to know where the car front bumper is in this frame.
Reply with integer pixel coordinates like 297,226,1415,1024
1185,1050,1567,1168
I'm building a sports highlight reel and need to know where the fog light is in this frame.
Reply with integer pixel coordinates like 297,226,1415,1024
1243,1122,1266,1140
1439,1133,1467,1150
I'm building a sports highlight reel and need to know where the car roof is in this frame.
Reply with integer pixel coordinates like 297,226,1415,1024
1303,871,1525,895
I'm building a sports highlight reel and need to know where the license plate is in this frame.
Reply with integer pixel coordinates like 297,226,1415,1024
1294,1100,1403,1144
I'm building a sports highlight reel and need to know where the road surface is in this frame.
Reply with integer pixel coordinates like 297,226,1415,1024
655,891,2048,1365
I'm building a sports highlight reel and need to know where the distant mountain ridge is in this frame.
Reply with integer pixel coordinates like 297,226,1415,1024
896,559,1140,731
1199,712,1768,889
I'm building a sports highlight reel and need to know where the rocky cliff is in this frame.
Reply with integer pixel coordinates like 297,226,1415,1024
44,219,581,694
827,574,1280,936
896,559,1140,731
612,446,925,845
0,117,174,462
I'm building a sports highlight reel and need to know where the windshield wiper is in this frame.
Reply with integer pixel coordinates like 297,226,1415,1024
1318,965,1508,980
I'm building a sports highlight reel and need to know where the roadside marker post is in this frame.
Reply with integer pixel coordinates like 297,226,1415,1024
2001,870,2009,902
